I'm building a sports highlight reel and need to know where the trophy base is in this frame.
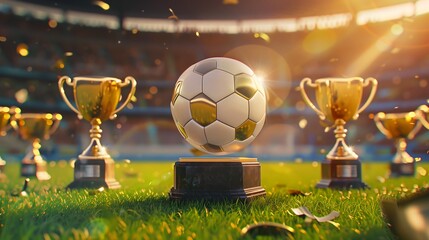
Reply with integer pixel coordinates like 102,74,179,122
21,160,51,181
169,158,266,200
67,157,121,190
389,162,415,178
316,159,368,189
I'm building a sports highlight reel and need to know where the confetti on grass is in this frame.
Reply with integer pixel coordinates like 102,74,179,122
291,206,340,223
288,189,312,196
241,222,294,238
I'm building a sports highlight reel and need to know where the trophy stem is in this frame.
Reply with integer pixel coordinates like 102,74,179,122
318,119,368,189
67,118,120,190
390,138,415,177
393,138,413,164
21,138,51,180
0,157,6,181
80,119,110,158
327,119,358,160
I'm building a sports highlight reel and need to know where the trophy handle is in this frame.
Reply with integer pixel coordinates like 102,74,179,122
110,76,137,119
417,105,429,129
408,117,422,139
299,78,326,120
374,113,393,139
58,76,83,119
355,77,378,119
1,107,20,135
47,114,62,137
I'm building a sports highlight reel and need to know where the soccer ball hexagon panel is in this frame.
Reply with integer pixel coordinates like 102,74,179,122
170,57,267,155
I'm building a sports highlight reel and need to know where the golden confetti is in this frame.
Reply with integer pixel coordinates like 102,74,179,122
223,0,239,5
417,167,427,176
16,43,29,56
377,176,386,183
93,0,110,10
253,33,270,42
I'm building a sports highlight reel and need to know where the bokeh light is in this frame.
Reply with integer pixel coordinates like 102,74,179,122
302,29,337,54
224,44,291,112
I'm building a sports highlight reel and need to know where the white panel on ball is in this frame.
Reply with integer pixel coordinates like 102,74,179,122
216,57,254,76
180,71,203,99
204,121,235,146
184,120,208,145
249,91,266,122
217,93,249,128
202,69,235,102
172,96,192,126
222,136,255,153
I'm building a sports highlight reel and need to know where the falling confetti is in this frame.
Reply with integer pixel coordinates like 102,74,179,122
93,0,110,10
254,33,270,42
168,8,178,21
16,43,29,56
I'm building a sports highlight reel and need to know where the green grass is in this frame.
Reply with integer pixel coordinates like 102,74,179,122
0,161,428,240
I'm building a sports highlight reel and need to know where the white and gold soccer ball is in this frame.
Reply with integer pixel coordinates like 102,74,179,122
170,57,266,155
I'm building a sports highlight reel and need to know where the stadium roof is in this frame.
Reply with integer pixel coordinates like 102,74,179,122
14,0,413,20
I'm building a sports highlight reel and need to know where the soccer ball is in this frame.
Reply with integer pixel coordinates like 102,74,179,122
170,57,266,155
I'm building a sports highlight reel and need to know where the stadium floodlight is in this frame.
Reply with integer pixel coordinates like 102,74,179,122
169,57,267,200
299,77,378,189
59,76,136,189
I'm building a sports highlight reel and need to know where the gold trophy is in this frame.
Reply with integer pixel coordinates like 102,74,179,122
417,105,429,129
300,77,377,189
374,111,422,177
11,113,62,180
58,76,136,189
0,107,20,180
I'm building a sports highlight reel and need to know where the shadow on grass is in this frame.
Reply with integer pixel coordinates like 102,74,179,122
0,190,262,239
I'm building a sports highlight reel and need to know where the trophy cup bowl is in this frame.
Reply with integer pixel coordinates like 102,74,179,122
300,77,378,189
374,111,422,177
59,76,136,189
11,112,62,180
417,105,429,129
0,106,20,180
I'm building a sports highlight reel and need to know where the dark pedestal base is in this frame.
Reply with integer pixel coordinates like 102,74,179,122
316,159,368,189
21,160,51,181
169,158,266,200
67,157,120,190
389,162,415,177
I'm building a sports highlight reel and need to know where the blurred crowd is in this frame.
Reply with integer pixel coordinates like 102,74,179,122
0,11,428,160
